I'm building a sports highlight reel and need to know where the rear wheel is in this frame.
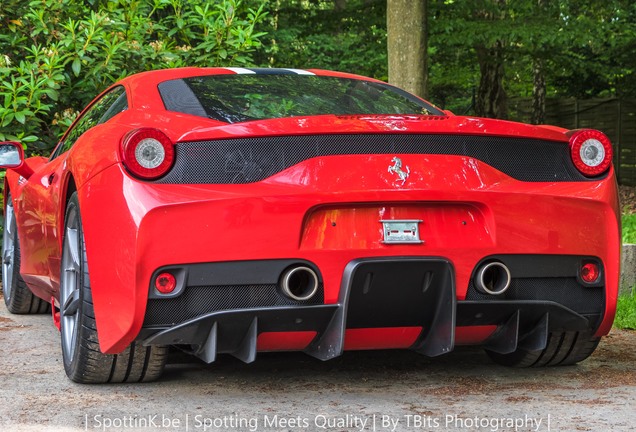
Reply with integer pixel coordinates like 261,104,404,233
60,192,167,383
486,330,601,367
2,193,49,314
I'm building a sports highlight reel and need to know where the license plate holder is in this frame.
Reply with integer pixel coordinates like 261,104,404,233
380,219,423,244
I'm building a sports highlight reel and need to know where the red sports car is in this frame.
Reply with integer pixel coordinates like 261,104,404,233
1,67,620,383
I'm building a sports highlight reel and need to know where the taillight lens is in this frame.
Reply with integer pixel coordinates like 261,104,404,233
569,129,612,177
121,128,174,179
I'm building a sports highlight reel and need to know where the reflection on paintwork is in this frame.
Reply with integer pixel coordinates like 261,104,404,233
0,67,620,381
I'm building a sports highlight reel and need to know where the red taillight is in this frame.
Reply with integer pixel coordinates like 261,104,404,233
569,129,612,177
121,128,174,179
155,272,176,294
580,263,600,284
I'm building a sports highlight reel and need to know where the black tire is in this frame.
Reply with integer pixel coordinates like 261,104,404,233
60,192,167,383
2,193,50,314
486,331,601,367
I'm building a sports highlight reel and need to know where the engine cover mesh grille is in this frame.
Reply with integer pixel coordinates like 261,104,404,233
155,134,593,184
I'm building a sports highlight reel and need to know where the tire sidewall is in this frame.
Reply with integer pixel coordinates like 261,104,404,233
60,193,88,378
3,196,21,308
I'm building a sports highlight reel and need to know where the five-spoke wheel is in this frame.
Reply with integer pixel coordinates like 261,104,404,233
2,193,49,314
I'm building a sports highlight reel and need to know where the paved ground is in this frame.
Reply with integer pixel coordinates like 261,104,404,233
0,304,635,432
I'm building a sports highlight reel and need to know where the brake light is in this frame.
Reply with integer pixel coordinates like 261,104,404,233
121,128,174,179
569,129,612,177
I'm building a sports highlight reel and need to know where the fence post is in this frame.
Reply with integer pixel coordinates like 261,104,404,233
574,99,579,128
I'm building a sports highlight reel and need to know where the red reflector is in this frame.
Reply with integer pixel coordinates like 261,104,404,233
580,263,600,283
155,272,176,294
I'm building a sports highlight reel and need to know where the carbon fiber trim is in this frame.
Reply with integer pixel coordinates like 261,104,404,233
144,283,324,327
154,134,593,184
465,277,604,316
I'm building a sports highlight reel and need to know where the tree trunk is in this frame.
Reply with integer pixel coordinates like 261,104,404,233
531,0,547,124
531,58,546,124
475,41,508,119
335,0,347,11
387,0,428,98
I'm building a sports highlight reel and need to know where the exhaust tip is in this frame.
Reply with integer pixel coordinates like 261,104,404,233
474,261,511,295
280,266,319,301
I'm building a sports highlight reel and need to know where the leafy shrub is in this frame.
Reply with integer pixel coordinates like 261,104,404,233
622,213,636,244
0,0,267,154
615,294,636,330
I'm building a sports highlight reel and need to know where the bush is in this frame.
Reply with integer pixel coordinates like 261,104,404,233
622,213,636,244
615,294,636,330
0,0,267,154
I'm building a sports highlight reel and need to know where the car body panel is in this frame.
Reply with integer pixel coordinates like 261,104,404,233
1,67,620,361
77,155,619,353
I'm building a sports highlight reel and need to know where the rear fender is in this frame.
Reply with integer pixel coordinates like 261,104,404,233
77,165,147,354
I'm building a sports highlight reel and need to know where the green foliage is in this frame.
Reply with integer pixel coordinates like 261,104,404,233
2,0,634,147
255,0,387,81
428,0,636,112
254,0,636,114
614,294,636,330
0,0,268,154
622,214,636,244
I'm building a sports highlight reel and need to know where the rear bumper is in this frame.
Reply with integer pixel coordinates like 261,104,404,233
139,257,599,363
77,160,620,354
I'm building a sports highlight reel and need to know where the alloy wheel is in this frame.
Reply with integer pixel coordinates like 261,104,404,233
60,207,82,361
2,202,15,300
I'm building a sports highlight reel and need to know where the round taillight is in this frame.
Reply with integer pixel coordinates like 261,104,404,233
580,262,600,284
569,129,612,177
155,272,176,294
121,128,174,179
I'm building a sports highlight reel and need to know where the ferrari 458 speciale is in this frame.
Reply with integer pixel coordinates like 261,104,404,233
1,67,620,383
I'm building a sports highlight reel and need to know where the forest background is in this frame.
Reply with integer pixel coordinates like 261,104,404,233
0,0,634,155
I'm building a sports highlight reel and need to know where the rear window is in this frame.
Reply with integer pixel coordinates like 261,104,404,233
158,74,443,123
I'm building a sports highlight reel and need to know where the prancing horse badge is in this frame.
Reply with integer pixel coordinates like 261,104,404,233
388,157,410,185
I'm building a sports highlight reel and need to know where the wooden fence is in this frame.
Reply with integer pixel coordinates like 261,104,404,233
509,98,636,186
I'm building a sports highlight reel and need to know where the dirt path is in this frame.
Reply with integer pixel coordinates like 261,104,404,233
0,305,635,432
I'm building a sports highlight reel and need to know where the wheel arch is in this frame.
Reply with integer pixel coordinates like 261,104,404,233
3,170,22,215
56,174,78,252
64,175,77,210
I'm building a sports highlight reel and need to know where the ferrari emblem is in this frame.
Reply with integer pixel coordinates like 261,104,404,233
388,157,410,185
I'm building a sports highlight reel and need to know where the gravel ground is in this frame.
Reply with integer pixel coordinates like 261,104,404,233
0,304,635,432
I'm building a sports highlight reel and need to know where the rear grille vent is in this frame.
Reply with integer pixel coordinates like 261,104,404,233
154,134,592,184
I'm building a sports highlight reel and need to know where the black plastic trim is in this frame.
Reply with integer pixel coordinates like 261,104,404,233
141,257,603,364
474,254,605,286
149,259,323,299
456,301,592,331
153,134,596,184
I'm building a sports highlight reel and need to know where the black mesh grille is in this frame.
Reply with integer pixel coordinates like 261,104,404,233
465,277,604,315
144,283,324,327
155,134,593,184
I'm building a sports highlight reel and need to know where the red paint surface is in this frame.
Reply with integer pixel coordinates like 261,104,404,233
257,331,318,352
455,326,498,345
344,327,422,350
1,67,620,355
